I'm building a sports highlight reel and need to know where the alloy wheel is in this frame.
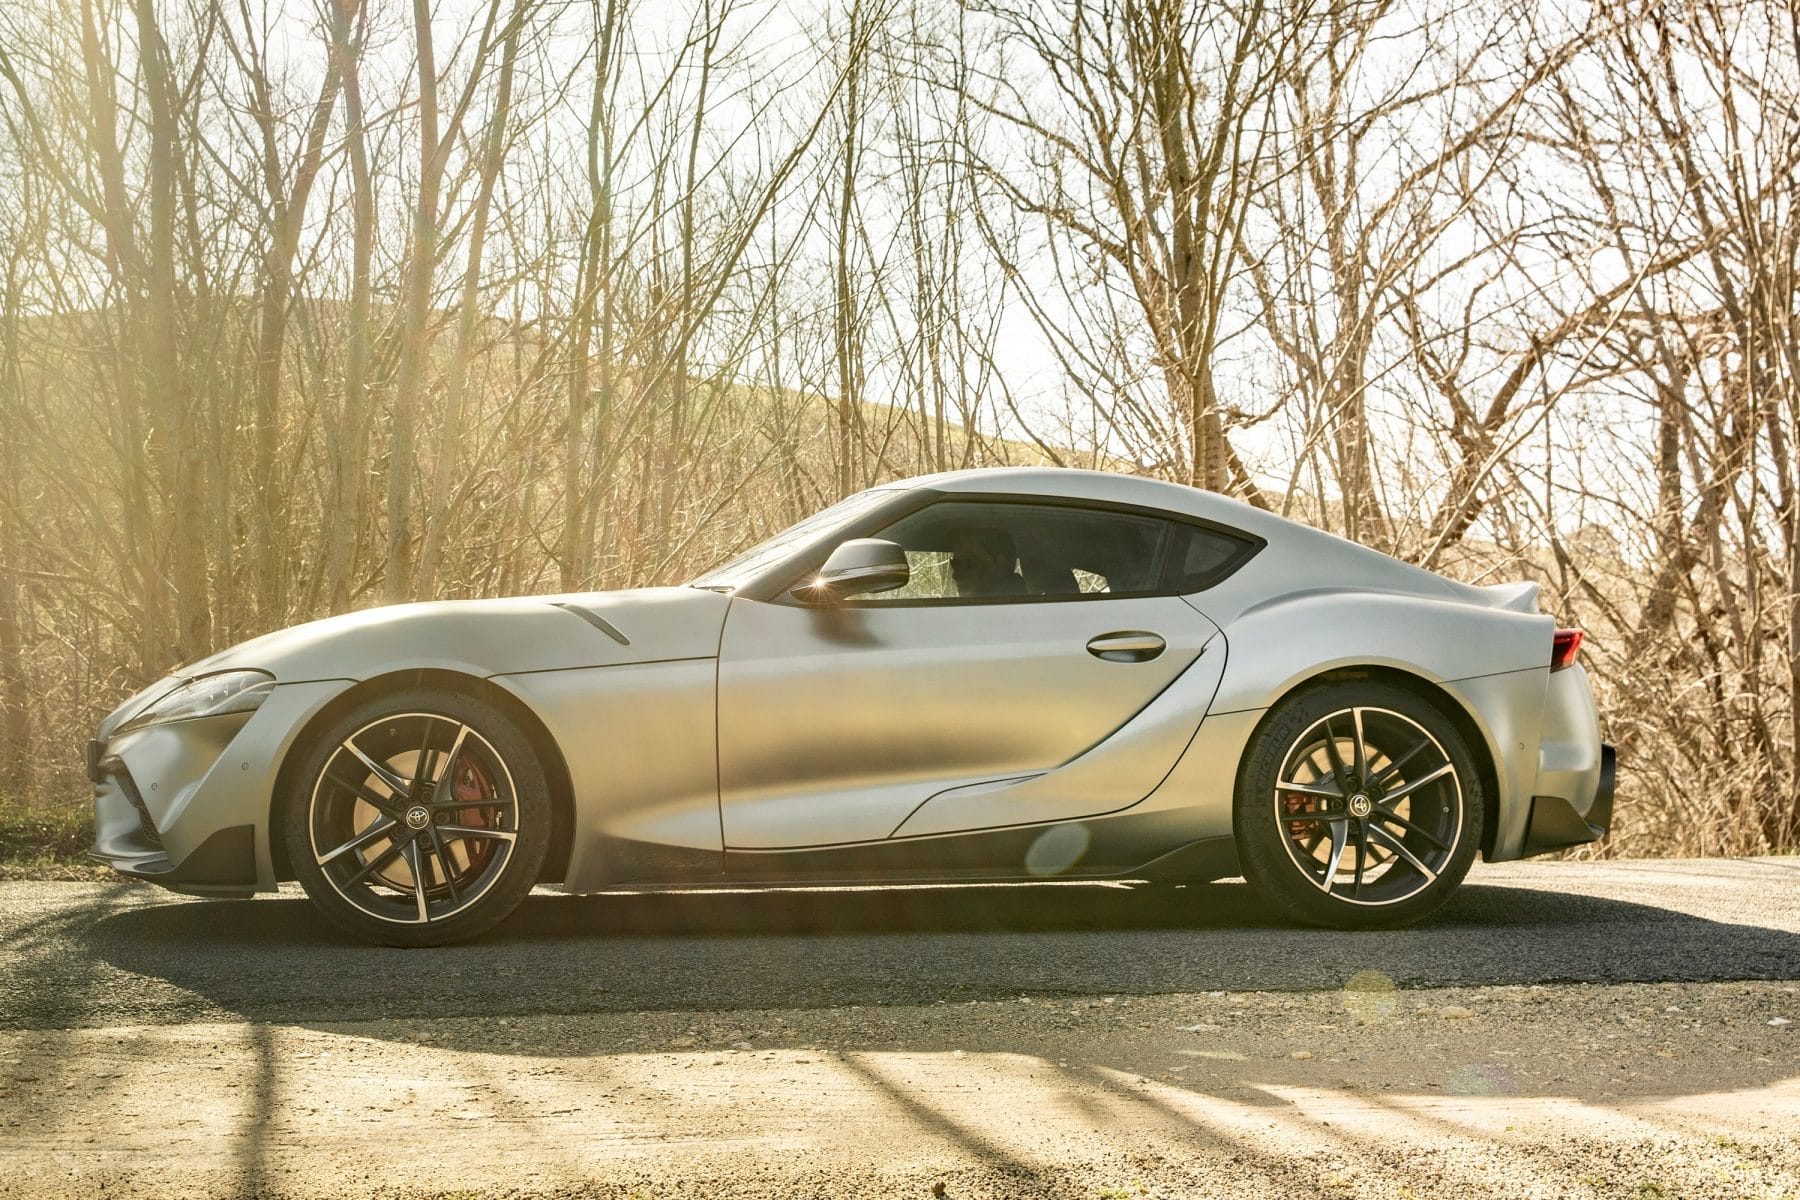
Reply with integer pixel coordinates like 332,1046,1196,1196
307,712,520,926
1270,705,1464,906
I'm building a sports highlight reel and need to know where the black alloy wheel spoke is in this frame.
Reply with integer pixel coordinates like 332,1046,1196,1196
324,765,409,819
1278,779,1347,800
1353,822,1368,898
400,840,430,922
419,835,438,891
342,739,413,796
342,832,414,889
436,722,473,787
436,825,517,844
427,827,463,906
410,718,440,798
1372,737,1434,787
1321,716,1350,785
1365,823,1439,881
1322,820,1351,893
317,816,399,866
423,724,489,810
1370,807,1451,852
1350,708,1369,781
1380,762,1455,804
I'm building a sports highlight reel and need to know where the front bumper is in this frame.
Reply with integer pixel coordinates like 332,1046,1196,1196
91,747,260,895
87,679,352,894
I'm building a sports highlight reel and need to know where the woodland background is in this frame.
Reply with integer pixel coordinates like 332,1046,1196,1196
0,0,1794,857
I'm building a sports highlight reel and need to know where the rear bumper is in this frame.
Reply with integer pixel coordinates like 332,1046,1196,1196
1520,742,1615,858
1452,662,1611,862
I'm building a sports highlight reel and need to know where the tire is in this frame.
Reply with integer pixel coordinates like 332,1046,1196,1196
1234,681,1484,929
283,687,551,946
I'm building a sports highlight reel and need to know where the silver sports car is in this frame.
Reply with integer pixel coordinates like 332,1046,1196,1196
88,468,1615,945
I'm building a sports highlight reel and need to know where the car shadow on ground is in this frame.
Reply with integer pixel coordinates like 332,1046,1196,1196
39,875,1797,1029
69,865,1800,937
4,869,1796,1191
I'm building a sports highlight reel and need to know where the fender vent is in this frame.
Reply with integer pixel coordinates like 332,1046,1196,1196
549,602,630,646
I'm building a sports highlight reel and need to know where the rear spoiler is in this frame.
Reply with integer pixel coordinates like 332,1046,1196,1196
1470,580,1542,613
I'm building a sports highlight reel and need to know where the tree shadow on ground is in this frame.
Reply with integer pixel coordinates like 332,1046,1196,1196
5,872,1798,1199
40,873,1800,1031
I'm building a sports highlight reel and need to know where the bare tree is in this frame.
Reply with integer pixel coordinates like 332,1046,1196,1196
0,0,1793,863
956,0,1308,494
415,0,530,597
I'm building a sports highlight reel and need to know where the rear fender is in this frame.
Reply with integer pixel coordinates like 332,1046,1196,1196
1196,589,1552,717
1190,589,1554,849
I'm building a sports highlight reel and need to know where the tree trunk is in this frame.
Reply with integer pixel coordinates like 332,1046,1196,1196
833,1,865,496
562,0,623,591
136,0,211,662
385,0,447,603
248,38,345,624
416,3,523,597
0,252,29,796
326,0,374,612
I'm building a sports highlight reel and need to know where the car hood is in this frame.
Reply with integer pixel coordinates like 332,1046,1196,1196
174,586,732,685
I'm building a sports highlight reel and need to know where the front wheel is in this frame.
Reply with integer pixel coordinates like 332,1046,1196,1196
283,688,551,946
1234,682,1484,929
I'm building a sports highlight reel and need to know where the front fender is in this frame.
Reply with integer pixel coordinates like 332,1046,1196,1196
176,587,731,683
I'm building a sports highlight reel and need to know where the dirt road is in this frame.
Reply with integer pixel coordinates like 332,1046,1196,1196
2,858,1797,1198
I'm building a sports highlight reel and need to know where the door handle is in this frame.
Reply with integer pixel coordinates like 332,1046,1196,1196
1086,631,1166,662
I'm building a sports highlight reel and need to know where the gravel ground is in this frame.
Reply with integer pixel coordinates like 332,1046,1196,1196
1,982,1795,1199
4,858,1799,1031
1,859,1797,1198
0,861,113,883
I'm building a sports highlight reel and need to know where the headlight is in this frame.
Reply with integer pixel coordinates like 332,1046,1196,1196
114,670,275,734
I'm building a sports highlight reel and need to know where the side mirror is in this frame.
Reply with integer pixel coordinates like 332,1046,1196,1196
792,538,910,603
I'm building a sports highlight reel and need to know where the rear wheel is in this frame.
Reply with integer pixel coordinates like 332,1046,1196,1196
284,688,550,946
1234,681,1483,929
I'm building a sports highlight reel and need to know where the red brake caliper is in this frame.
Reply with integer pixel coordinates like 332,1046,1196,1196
1284,792,1318,841
451,754,498,871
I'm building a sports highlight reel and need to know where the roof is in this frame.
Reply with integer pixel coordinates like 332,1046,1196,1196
890,466,1488,609
892,467,1282,537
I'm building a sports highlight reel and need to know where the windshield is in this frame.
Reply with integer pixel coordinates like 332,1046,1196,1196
689,488,897,590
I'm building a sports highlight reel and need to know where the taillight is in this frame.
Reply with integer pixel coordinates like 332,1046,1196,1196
1551,628,1583,672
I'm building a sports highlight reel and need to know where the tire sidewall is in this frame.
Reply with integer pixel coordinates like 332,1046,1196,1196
283,687,551,947
1234,681,1485,929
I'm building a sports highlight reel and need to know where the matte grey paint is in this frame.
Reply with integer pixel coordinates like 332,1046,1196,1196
715,594,1215,848
175,587,731,683
86,467,1610,897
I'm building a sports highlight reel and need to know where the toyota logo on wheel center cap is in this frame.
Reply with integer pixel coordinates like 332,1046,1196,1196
405,806,430,831
1348,793,1373,818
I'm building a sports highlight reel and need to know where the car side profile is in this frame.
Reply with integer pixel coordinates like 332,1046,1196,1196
88,468,1616,945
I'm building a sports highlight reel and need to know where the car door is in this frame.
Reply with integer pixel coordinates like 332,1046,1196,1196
714,498,1235,849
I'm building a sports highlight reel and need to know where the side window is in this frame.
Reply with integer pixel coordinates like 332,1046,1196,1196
1163,520,1256,593
853,501,1174,603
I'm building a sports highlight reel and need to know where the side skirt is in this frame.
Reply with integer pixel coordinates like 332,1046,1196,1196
565,810,1238,891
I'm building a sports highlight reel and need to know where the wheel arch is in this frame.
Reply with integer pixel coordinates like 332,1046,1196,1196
1243,663,1505,860
268,668,576,885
